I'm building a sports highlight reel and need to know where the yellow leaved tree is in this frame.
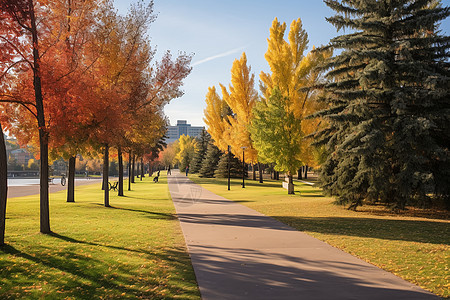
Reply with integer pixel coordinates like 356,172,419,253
175,134,198,171
259,18,331,173
220,52,261,181
203,86,232,151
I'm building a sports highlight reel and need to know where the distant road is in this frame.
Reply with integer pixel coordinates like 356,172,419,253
7,178,102,199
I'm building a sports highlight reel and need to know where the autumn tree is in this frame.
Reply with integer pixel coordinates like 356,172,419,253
160,142,177,169
251,17,330,192
175,134,197,171
0,0,52,233
1,0,112,207
33,0,107,203
220,52,260,181
78,1,191,202
317,0,450,209
251,88,302,194
259,18,328,173
203,86,232,152
0,122,7,245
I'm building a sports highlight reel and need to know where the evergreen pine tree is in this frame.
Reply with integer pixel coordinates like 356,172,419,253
214,152,246,178
317,0,450,209
199,142,222,178
190,129,210,173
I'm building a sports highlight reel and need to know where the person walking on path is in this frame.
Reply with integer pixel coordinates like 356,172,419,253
185,165,189,176
167,165,171,175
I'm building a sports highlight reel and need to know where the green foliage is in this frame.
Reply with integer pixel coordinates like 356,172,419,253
318,0,450,209
199,142,221,178
250,88,303,176
190,129,210,174
214,152,245,178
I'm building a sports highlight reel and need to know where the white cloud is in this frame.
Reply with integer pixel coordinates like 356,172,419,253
192,46,246,67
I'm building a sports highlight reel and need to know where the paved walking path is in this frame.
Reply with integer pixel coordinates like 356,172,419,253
168,170,437,300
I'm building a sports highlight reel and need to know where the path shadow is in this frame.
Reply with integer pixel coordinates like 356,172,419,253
177,212,448,245
187,244,437,299
173,196,253,206
178,213,298,232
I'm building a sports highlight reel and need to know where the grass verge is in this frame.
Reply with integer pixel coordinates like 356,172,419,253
189,174,449,298
0,175,200,299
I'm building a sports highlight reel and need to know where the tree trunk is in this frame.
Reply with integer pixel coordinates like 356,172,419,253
0,123,8,245
28,0,50,234
140,157,144,180
131,154,135,183
128,151,132,191
287,173,294,194
103,145,110,207
39,129,50,233
252,164,256,181
304,165,308,179
258,162,263,183
118,147,124,196
67,156,76,202
298,168,302,180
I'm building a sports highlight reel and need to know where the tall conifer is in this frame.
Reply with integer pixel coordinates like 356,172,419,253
318,0,449,209
214,152,245,178
199,142,222,178
190,129,210,173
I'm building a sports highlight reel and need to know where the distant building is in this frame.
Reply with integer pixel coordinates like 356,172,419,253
166,120,204,144
10,148,32,166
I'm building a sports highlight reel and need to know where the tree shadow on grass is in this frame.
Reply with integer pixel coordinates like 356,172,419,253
90,203,176,220
118,195,169,201
275,216,449,245
0,236,199,299
0,244,145,299
240,180,284,188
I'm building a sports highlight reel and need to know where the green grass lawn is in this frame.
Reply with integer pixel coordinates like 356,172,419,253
0,175,200,299
189,174,450,298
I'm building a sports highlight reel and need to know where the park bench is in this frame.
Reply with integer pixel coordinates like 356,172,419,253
109,181,118,191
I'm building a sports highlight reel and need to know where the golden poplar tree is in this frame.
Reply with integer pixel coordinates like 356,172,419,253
220,52,258,165
259,18,331,169
175,134,198,170
203,86,231,151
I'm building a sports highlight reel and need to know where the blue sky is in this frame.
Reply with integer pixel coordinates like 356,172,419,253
115,0,450,127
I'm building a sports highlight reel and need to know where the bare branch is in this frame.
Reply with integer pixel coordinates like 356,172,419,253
0,36,33,69
0,59,28,80
0,98,37,118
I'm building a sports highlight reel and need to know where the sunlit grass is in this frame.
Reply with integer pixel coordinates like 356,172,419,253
189,174,450,298
0,175,200,299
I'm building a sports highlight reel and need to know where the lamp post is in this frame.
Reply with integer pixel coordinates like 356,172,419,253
241,146,247,188
227,145,231,191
